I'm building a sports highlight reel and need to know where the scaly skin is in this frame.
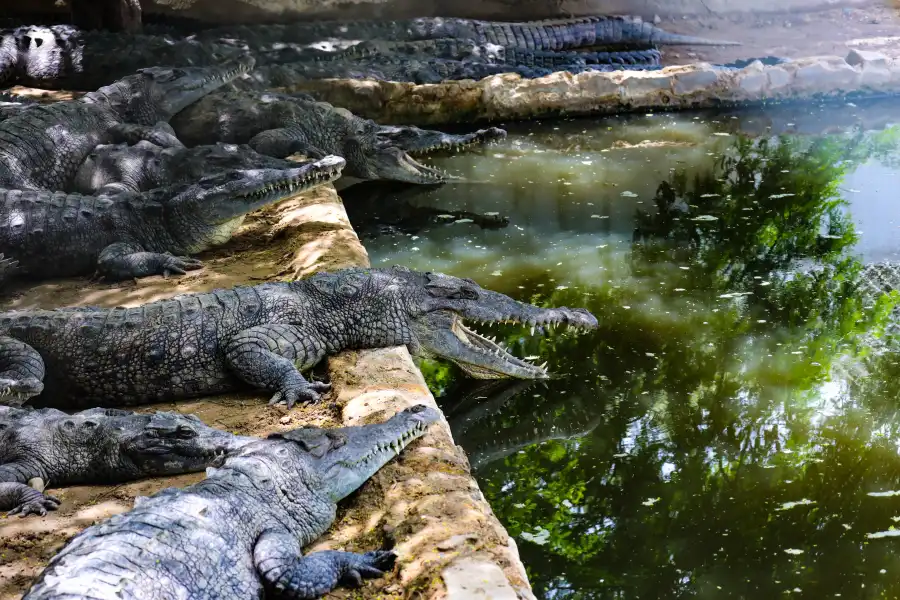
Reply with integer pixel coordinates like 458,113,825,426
170,89,506,184
325,38,662,67
73,141,304,194
0,57,254,191
250,55,661,86
23,405,440,600
0,266,598,408
195,15,739,52
0,405,254,517
0,156,346,285
0,24,250,90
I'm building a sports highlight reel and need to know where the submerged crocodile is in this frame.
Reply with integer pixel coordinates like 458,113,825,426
23,404,440,599
0,157,345,285
0,57,254,191
443,380,605,471
0,405,254,517
169,89,506,184
0,266,598,408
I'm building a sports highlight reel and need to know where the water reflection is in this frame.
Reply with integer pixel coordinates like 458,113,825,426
349,101,900,599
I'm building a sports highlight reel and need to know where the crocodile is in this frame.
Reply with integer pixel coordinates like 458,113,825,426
0,24,250,90
443,380,604,471
169,89,506,184
0,17,735,90
73,141,304,195
0,156,346,286
74,120,506,192
0,266,599,408
23,404,440,600
0,405,254,517
0,57,254,192
191,15,740,53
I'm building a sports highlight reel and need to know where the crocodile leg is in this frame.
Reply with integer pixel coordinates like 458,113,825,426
253,529,396,598
109,121,184,149
0,253,18,286
0,336,45,407
223,324,332,408
248,128,329,159
96,242,204,281
0,482,61,517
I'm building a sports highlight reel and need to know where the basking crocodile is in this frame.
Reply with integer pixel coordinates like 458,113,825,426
0,24,249,90
73,141,303,194
194,15,739,53
0,266,598,408
170,89,506,184
23,404,440,600
0,57,254,191
0,405,254,517
74,118,506,192
0,157,345,285
0,17,734,90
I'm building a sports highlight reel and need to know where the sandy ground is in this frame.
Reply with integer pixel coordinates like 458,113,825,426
659,3,900,63
0,187,366,598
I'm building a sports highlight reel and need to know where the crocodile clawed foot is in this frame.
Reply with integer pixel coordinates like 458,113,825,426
160,255,204,278
342,551,397,587
7,491,61,518
268,381,332,409
0,377,44,406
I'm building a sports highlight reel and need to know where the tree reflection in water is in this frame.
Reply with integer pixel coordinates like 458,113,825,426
421,129,900,599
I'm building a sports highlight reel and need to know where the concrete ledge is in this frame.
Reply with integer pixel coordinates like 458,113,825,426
280,51,900,126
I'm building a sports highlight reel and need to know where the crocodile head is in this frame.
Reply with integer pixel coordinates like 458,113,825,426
299,266,598,380
376,125,508,156
105,55,256,123
268,404,440,501
122,411,255,476
344,136,462,184
162,155,346,249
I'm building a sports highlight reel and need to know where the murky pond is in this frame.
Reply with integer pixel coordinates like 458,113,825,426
343,98,900,599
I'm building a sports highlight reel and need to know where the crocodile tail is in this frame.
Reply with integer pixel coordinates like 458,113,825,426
600,17,741,46
0,253,18,285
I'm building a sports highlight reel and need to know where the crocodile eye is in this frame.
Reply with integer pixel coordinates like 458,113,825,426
176,425,196,439
83,420,98,428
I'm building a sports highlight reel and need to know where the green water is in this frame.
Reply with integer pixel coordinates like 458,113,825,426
344,99,900,599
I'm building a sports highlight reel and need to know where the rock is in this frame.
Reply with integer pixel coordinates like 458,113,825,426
784,20,792,28
653,14,661,24
437,533,479,551
279,415,292,425
443,558,519,600
793,58,861,92
845,49,890,69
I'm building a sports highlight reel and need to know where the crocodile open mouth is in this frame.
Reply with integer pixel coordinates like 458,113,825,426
446,313,593,379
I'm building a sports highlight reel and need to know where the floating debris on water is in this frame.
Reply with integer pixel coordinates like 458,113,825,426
778,499,816,511
784,548,805,555
642,497,661,507
621,191,639,197
691,215,719,221
869,490,900,497
867,529,900,539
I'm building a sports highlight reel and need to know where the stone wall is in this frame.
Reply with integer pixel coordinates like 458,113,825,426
277,50,900,125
